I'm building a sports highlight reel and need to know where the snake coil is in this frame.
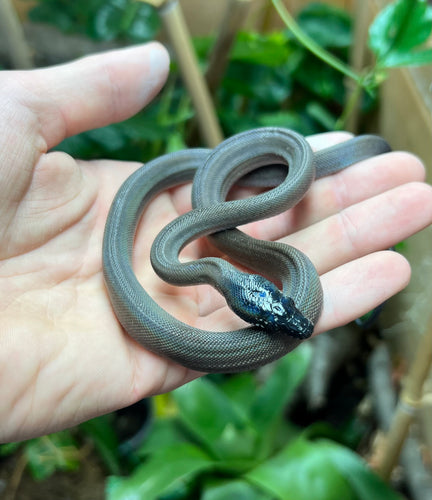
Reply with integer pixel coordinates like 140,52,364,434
103,128,390,372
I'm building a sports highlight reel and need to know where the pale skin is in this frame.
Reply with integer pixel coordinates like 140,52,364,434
1,42,432,443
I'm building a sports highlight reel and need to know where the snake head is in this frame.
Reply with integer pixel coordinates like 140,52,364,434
225,273,314,339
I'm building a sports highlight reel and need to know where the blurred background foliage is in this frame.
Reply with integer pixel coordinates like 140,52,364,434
31,1,361,163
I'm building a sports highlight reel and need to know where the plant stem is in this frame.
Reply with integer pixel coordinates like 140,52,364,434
271,0,361,84
335,81,363,130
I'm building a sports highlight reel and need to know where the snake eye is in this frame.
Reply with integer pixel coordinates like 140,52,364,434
224,272,313,339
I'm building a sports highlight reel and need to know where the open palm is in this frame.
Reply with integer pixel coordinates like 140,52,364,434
1,43,431,443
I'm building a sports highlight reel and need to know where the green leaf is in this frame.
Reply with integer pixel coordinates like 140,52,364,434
29,3,76,33
223,62,293,106
126,4,160,42
369,0,432,66
106,443,214,500
80,415,122,475
305,102,337,131
230,32,291,67
379,47,432,67
293,52,346,103
297,3,352,48
137,418,187,458
165,132,187,153
219,372,257,409
24,432,80,481
172,377,258,463
0,441,22,456
250,344,312,434
247,436,402,500
246,437,357,500
91,3,123,40
323,442,403,500
202,479,271,500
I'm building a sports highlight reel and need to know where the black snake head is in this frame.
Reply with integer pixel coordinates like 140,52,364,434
224,273,314,339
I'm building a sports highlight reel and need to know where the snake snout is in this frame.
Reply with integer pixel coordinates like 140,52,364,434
225,273,314,339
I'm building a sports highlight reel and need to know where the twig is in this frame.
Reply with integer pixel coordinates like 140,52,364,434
4,452,27,500
343,0,370,133
141,0,223,147
205,0,252,96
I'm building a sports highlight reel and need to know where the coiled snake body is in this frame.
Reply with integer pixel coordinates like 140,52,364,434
103,128,390,372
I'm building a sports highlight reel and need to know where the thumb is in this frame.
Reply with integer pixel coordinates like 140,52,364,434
4,42,170,150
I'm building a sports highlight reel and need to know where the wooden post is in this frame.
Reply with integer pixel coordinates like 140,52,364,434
376,316,432,480
140,0,223,147
205,0,252,95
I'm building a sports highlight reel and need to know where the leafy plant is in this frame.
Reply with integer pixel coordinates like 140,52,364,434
51,3,353,164
0,431,81,481
272,0,432,128
29,0,160,42
105,346,401,500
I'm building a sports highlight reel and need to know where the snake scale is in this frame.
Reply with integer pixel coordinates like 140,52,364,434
103,128,391,373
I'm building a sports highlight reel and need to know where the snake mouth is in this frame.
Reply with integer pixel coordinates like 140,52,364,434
284,310,314,339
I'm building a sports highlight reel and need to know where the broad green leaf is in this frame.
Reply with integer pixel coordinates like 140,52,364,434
230,32,291,67
223,62,293,106
250,344,312,434
137,417,187,457
220,372,257,409
91,4,123,41
297,3,352,48
24,432,80,481
379,47,432,67
369,0,432,65
172,377,258,462
293,53,346,103
202,479,271,500
322,441,403,500
80,415,122,475
246,437,357,500
106,443,214,500
127,4,160,42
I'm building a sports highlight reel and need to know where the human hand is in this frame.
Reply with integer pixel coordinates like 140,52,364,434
1,44,431,443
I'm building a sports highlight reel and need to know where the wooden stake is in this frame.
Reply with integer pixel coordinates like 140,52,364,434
377,317,432,480
140,0,223,147
205,0,252,96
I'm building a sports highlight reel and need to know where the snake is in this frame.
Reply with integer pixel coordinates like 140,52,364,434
103,128,391,373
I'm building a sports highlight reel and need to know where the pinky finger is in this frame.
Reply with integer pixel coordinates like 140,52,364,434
316,250,410,334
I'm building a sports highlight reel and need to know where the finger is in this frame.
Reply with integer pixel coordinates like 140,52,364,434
13,43,169,149
285,181,432,275
317,250,410,333
245,151,426,242
307,130,353,151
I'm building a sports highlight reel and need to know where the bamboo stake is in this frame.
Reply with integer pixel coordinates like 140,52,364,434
140,0,223,147
0,0,34,68
344,0,370,133
376,316,432,481
205,0,252,96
